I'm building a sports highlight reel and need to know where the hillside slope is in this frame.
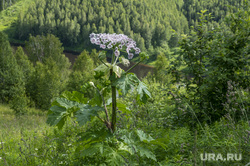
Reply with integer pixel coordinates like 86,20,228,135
0,0,34,31
1,0,246,53
11,0,188,50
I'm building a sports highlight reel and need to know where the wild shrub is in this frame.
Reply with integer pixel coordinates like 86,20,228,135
170,6,249,125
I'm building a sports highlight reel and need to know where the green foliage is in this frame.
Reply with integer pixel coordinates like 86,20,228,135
14,46,35,107
153,53,172,84
170,6,249,124
0,0,21,11
12,0,188,49
67,50,95,91
9,85,28,115
1,1,249,165
14,47,34,81
182,0,246,27
0,0,34,32
45,34,156,165
75,128,166,165
0,32,28,114
25,34,71,110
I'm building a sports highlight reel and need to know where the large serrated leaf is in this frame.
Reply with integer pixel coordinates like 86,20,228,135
47,96,90,129
60,91,87,104
113,73,139,95
46,105,67,129
136,130,154,142
137,146,156,161
118,142,134,155
55,97,79,109
137,81,151,103
105,149,125,166
76,105,104,126
149,138,168,150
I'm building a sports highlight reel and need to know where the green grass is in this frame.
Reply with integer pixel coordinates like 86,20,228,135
0,104,83,165
0,0,34,31
0,104,51,165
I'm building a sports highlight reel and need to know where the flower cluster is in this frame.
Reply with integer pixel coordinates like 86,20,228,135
89,33,140,59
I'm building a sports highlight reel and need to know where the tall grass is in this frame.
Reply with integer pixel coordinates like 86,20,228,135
0,104,85,166
0,104,50,165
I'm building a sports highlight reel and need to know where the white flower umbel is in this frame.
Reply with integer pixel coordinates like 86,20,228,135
89,33,141,59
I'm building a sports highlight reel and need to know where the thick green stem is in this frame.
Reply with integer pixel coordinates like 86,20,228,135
100,59,109,67
110,69,117,133
125,60,142,74
110,69,116,132
105,51,117,133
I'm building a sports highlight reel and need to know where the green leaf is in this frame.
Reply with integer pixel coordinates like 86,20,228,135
105,148,125,166
94,63,111,74
54,97,79,109
113,73,139,95
149,138,168,150
136,130,154,142
118,142,133,155
137,81,151,103
137,146,156,161
106,98,112,106
46,105,67,129
113,65,123,78
76,105,104,126
98,51,107,60
47,96,97,129
80,143,103,157
77,128,111,144
89,89,102,106
60,91,87,104
117,102,131,115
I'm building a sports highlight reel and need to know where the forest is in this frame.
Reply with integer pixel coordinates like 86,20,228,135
0,0,249,165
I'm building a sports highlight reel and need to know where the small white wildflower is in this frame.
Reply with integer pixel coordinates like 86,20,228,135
134,47,141,54
0,157,2,160
89,33,95,38
128,53,134,59
126,47,131,54
35,148,38,151
90,38,96,44
114,50,120,57
107,43,112,49
100,44,106,49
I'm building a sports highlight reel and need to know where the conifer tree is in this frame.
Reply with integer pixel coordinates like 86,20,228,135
0,32,28,114
67,50,95,91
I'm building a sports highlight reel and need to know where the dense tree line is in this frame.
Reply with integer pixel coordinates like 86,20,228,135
3,0,246,52
182,0,245,27
0,0,19,11
0,32,99,113
14,0,189,49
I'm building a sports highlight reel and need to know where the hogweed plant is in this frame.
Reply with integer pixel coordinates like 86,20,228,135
46,33,164,165
89,33,151,132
